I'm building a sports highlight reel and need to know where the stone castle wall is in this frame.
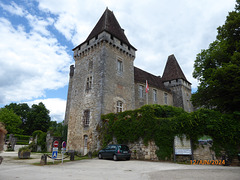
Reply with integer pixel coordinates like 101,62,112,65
67,31,136,154
134,82,173,109
163,79,192,112
128,140,215,161
128,139,159,161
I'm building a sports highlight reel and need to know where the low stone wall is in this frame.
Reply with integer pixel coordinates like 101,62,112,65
193,144,216,160
3,145,28,151
108,138,220,162
128,138,159,161
128,140,216,161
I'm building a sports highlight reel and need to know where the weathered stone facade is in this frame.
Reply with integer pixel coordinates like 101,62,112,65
193,144,216,160
134,82,173,109
65,8,193,155
67,30,136,154
128,139,159,161
163,79,192,112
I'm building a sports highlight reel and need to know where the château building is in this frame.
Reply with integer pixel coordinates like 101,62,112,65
65,8,192,154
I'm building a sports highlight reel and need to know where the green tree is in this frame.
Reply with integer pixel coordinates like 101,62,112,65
48,121,63,137
192,0,240,113
25,102,51,135
31,130,47,152
5,103,30,134
0,108,23,134
48,121,68,141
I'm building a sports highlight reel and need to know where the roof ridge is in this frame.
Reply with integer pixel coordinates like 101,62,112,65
73,8,136,50
134,66,161,79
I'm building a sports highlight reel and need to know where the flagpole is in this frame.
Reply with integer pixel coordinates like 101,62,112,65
146,92,148,105
146,80,149,105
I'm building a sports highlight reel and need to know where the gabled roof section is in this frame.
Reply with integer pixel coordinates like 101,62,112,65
134,67,171,92
73,8,136,50
162,54,191,84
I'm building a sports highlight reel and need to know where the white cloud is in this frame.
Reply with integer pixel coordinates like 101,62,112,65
0,17,72,104
26,98,66,123
35,0,236,90
0,0,236,111
0,1,25,16
26,14,54,36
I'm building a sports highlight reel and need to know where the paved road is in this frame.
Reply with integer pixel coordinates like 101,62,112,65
0,152,240,180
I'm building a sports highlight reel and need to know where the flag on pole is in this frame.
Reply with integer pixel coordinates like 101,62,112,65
146,80,149,93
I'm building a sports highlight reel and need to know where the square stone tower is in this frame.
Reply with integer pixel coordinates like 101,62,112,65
66,8,136,154
162,55,193,112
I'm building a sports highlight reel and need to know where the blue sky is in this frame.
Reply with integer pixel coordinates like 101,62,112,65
0,0,236,122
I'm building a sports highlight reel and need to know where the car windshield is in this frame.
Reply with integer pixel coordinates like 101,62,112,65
118,145,129,151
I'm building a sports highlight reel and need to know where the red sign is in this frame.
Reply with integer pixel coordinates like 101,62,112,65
53,140,59,147
62,141,66,148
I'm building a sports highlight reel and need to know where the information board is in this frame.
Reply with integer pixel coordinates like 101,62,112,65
174,135,192,155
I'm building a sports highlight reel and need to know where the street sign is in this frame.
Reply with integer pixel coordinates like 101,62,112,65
53,140,59,147
52,147,58,159
62,141,66,148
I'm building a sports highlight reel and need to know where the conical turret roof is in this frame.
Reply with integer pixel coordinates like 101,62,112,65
73,8,136,50
162,54,191,84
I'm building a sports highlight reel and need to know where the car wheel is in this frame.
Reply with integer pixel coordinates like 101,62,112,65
113,154,118,161
98,153,102,159
126,157,130,160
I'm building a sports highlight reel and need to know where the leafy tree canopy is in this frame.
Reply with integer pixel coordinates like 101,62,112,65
192,0,240,113
25,102,51,135
0,108,23,134
48,121,68,141
5,103,30,124
4,102,51,135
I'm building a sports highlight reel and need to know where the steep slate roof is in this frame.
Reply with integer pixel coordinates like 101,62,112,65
73,8,136,50
134,67,171,92
162,54,191,84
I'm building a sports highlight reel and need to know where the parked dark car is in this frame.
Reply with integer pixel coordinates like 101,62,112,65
98,144,131,161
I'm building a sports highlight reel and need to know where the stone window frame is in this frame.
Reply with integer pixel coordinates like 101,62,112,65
83,109,90,127
164,92,168,105
116,100,123,113
153,89,157,102
83,135,88,147
139,85,144,98
86,76,92,92
117,57,123,75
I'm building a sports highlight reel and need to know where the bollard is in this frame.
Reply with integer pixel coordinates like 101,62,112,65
88,151,92,159
69,150,75,161
40,154,47,165
0,156,3,165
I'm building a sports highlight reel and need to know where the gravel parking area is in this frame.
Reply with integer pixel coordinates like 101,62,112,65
1,152,239,180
